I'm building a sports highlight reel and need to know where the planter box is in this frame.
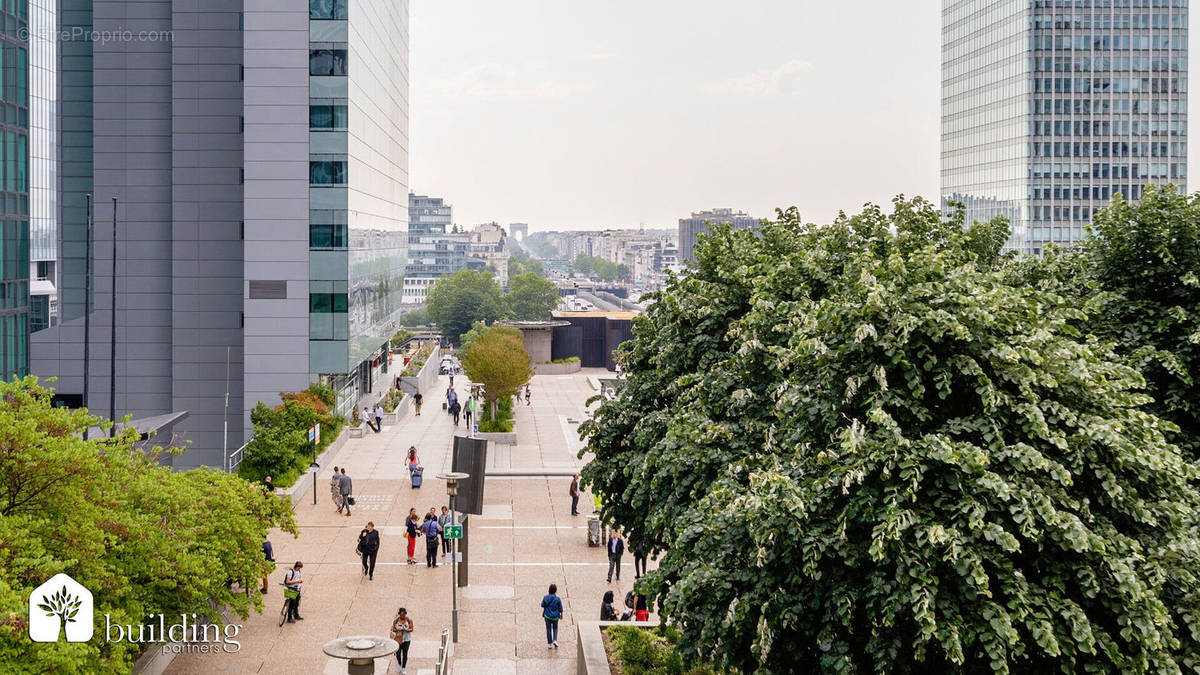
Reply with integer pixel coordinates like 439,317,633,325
400,345,441,399
474,431,517,444
576,620,661,675
534,361,581,375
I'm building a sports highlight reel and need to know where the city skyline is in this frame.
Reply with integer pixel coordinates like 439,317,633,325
411,2,1200,233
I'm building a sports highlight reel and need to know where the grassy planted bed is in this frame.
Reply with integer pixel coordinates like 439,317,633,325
602,625,719,675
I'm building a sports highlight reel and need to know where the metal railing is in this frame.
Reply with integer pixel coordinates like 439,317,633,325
436,628,452,675
226,439,250,474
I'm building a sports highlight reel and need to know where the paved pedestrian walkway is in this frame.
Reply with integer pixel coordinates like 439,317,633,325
168,368,649,675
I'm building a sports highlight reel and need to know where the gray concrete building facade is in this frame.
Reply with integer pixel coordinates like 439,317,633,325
678,208,759,263
32,0,409,468
942,0,1188,255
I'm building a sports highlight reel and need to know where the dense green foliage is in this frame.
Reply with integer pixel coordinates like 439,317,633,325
478,395,514,433
400,306,430,327
0,378,297,673
509,247,546,278
581,198,1200,673
573,254,631,282
506,272,560,320
238,383,344,487
1084,185,1200,460
462,325,531,422
426,269,507,342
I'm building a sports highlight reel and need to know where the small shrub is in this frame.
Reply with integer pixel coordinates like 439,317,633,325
304,381,338,408
607,625,694,675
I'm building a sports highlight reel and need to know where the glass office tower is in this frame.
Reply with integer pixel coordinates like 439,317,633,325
942,0,1188,255
0,0,28,380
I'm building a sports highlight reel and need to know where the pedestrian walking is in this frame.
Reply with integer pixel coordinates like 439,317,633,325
569,473,581,516
413,392,423,416
390,607,414,675
331,466,345,513
374,403,384,431
632,535,648,579
421,513,441,567
464,397,473,427
405,508,420,564
261,539,274,593
363,406,379,433
446,387,458,412
450,399,461,426
358,521,380,580
541,583,563,649
600,590,617,621
606,531,624,583
438,506,452,555
284,561,304,622
525,384,531,406
340,468,353,517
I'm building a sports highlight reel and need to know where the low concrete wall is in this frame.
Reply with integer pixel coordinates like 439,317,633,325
534,361,581,375
283,423,351,507
577,620,661,675
474,431,517,445
400,345,441,399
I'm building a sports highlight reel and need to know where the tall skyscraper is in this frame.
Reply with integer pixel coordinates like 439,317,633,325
32,0,409,468
0,0,29,381
942,1,1188,255
678,209,758,263
28,0,54,335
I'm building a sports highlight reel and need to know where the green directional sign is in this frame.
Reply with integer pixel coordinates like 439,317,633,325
444,526,463,540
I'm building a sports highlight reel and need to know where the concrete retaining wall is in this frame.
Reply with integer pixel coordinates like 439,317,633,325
577,620,661,675
474,431,517,445
400,345,441,399
534,361,581,375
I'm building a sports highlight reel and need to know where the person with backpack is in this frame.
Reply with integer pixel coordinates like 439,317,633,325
600,590,618,621
449,399,461,426
541,583,563,649
413,391,423,416
606,531,625,583
631,534,648,579
283,561,304,622
390,607,414,675
421,513,441,567
358,521,380,580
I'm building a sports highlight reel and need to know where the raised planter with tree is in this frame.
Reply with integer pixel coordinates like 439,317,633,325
462,325,531,438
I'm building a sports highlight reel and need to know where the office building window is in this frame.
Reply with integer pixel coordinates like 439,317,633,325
309,161,347,185
309,49,347,76
309,292,348,313
310,105,348,129
310,222,348,248
309,0,347,20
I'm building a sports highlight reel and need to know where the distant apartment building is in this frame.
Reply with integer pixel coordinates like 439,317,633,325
404,193,470,305
942,1,1188,254
469,222,510,288
30,0,410,468
678,209,759,262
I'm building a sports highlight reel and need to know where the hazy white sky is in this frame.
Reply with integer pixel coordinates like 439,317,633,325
409,2,1197,232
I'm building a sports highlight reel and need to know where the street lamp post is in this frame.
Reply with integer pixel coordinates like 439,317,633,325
436,471,469,642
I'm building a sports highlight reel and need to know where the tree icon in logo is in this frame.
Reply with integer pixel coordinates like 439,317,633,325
28,573,94,642
37,585,82,636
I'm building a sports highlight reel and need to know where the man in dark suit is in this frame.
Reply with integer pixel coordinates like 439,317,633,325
340,468,353,517
607,531,625,583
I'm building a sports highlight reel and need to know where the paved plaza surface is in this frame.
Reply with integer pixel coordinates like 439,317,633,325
168,368,649,674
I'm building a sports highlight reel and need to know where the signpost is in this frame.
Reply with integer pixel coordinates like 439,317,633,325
444,525,462,540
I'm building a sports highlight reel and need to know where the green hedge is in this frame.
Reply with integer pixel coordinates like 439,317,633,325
607,625,717,675
478,395,514,433
238,383,344,487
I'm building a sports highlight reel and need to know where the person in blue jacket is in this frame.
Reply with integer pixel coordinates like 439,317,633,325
541,583,564,649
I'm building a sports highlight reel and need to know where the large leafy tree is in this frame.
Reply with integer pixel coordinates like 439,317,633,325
581,199,1200,673
461,325,531,418
506,272,560,320
0,378,297,673
426,269,508,342
1083,185,1200,460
